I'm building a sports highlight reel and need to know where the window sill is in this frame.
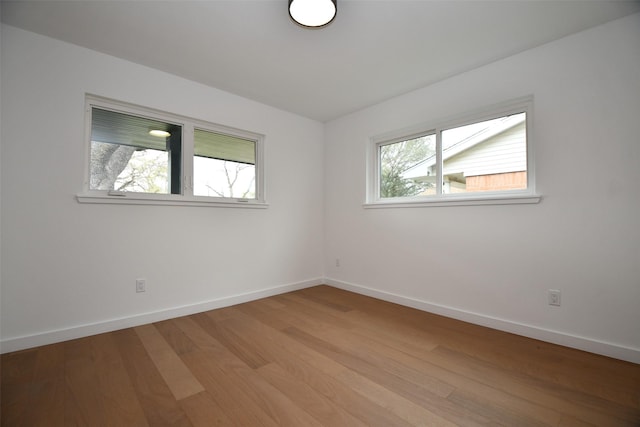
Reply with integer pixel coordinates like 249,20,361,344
76,192,268,208
363,193,541,208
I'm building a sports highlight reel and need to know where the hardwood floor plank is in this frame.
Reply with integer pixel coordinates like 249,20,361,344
231,363,326,427
229,302,473,425
256,297,287,310
278,301,567,426
172,316,323,426
321,327,566,426
292,292,441,356
256,362,369,427
332,364,460,427
236,299,294,330
154,319,198,356
220,309,416,427
274,293,358,331
378,342,567,426
312,287,640,423
557,414,601,426
2,285,638,426
295,287,355,312
112,328,193,427
90,333,150,427
1,348,39,426
64,337,112,426
335,287,640,402
135,324,205,401
179,391,236,427
312,286,640,409
21,344,65,427
438,332,640,410
193,311,271,369
204,306,244,323
155,316,278,426
236,293,556,426
275,295,456,399
429,345,639,426
283,325,488,425
178,348,278,427
447,388,551,427
217,310,391,426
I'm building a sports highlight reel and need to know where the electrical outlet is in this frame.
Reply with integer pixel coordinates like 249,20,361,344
548,289,561,306
335,258,340,267
136,279,146,293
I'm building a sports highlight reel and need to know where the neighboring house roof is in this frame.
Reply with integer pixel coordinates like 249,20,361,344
402,113,526,180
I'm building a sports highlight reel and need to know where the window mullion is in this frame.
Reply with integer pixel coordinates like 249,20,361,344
182,124,195,197
168,127,182,195
436,129,443,196
376,143,382,200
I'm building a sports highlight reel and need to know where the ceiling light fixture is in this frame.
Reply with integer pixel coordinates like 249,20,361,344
289,0,337,28
149,129,170,138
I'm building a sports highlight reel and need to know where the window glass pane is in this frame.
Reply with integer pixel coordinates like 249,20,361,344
193,129,256,198
441,113,527,194
379,134,436,198
89,108,181,194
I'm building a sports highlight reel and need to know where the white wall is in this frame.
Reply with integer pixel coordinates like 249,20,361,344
2,14,639,363
0,8,3,355
0,25,325,351
324,13,640,362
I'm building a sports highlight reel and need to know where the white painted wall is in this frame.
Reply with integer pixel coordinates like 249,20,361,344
0,25,325,350
324,13,640,362
0,8,3,355
2,14,639,363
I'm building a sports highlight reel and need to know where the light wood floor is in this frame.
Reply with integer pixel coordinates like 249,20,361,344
2,285,639,426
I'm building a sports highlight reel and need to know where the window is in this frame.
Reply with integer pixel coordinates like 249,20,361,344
193,129,256,198
79,95,265,207
89,108,182,194
368,97,539,207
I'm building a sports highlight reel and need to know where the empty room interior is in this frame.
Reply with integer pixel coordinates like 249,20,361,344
1,0,639,425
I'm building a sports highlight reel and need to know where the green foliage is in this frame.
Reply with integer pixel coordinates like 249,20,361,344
380,136,434,198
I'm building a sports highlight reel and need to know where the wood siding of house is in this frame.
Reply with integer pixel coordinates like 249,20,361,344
443,121,526,178
466,171,527,192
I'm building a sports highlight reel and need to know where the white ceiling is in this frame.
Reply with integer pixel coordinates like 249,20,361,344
2,0,639,122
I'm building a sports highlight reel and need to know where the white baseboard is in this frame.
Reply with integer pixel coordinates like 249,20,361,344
325,278,640,364
4,276,639,364
0,278,323,354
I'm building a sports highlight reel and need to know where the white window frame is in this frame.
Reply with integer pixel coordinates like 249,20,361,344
365,96,540,208
77,95,267,208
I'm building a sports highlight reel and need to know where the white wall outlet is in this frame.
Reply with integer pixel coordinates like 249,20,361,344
335,258,340,267
136,279,146,293
548,289,561,306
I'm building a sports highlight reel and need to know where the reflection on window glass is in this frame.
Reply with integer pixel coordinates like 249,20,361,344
193,129,256,198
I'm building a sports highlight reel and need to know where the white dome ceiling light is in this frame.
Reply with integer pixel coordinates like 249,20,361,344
289,0,337,28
